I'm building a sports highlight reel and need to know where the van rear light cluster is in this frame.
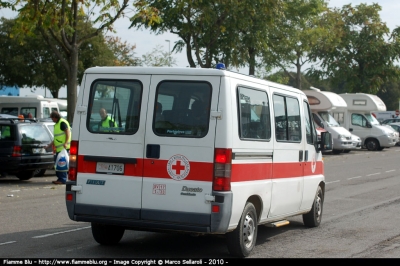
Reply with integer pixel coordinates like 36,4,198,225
68,140,79,181
213,148,232,191
12,146,22,157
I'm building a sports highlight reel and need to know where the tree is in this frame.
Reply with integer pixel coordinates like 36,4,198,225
309,3,400,94
0,17,118,98
141,44,176,67
105,36,141,66
131,0,281,74
12,0,131,123
260,0,329,90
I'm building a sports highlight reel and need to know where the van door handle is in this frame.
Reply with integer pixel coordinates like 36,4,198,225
146,144,160,159
299,150,303,162
305,150,308,161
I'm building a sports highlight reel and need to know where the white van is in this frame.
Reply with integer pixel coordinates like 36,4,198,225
0,95,59,119
66,66,331,257
304,88,360,154
337,93,398,151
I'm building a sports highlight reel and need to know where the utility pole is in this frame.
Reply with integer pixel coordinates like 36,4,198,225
165,40,171,67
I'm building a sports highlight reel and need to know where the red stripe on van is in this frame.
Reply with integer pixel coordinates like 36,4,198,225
77,155,323,181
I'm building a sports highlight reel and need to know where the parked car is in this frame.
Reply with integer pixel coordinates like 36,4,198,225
0,116,54,180
388,122,400,146
38,118,55,137
381,118,400,125
347,134,362,152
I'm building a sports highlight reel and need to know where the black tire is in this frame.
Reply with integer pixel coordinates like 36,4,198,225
226,202,258,257
366,139,380,151
16,170,34,181
33,169,47,177
303,186,324,227
378,147,384,151
332,149,342,154
343,150,351,153
91,223,125,245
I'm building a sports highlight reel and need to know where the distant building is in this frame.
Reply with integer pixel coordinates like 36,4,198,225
0,85,19,96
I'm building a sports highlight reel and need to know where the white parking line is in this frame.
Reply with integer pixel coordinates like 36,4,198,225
348,176,362,180
367,173,381,176
0,241,16,246
326,180,340,184
385,170,396,173
32,226,91,239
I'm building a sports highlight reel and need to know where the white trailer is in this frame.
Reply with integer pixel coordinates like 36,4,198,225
338,93,398,151
0,95,59,119
304,88,360,154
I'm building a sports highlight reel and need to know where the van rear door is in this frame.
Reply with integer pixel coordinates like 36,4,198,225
141,75,220,227
75,74,150,218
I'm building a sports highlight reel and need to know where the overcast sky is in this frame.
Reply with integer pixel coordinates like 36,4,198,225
1,1,399,96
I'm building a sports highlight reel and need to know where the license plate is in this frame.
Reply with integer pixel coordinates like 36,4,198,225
32,148,45,154
96,162,124,174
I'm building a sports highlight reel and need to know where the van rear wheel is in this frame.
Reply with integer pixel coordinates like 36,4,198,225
303,186,323,227
91,223,125,245
226,202,258,257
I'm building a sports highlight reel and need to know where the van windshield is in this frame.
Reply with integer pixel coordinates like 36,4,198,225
365,113,380,125
318,112,340,127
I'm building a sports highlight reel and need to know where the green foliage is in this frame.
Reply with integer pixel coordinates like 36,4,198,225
105,36,142,66
130,0,281,73
12,0,130,122
309,3,400,94
0,17,119,98
141,44,176,67
262,0,328,90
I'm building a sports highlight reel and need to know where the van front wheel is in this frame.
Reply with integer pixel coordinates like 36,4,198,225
91,223,125,245
366,139,380,151
226,202,258,257
303,186,323,227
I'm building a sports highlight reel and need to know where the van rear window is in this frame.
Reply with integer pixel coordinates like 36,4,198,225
153,81,212,138
87,80,142,135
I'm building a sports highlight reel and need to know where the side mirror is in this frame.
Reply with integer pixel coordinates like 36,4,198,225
349,128,353,132
317,131,332,153
366,122,372,128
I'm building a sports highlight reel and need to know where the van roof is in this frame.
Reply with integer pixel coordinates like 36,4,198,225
84,66,303,95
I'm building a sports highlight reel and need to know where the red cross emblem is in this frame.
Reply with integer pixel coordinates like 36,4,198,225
167,154,190,181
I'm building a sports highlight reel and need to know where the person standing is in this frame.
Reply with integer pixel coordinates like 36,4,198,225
48,111,71,185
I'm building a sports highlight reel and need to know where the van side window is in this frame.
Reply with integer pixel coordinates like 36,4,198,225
333,112,345,125
21,108,36,118
351,113,367,127
303,101,314,144
153,81,212,138
273,94,301,142
1,108,18,116
43,107,51,118
87,80,142,134
238,86,271,140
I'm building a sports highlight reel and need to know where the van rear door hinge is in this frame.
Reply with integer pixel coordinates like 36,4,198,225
205,194,215,202
76,106,87,114
211,111,222,120
71,185,82,194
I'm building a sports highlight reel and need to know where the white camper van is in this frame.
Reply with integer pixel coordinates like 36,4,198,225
338,93,398,151
0,95,59,119
66,66,331,257
304,88,360,154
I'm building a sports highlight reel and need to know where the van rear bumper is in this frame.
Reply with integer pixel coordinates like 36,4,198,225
66,187,232,234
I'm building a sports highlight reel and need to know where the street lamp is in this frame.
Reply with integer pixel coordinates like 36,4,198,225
165,40,171,67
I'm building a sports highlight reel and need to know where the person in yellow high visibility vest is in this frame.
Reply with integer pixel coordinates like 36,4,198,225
99,108,116,132
47,111,71,185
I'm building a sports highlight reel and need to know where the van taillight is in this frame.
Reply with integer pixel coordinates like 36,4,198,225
213,148,232,191
12,146,22,157
68,140,78,181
